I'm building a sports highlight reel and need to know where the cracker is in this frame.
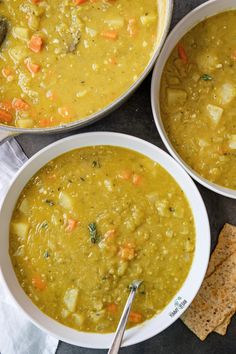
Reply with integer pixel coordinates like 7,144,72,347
214,315,232,335
206,223,236,277
181,294,234,340
181,252,236,340
200,252,236,303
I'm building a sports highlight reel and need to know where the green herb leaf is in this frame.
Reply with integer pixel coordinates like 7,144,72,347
88,222,99,243
41,221,48,229
92,160,101,168
44,250,50,258
201,74,213,81
45,199,55,206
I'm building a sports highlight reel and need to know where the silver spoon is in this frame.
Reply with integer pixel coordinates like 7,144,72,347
108,280,143,354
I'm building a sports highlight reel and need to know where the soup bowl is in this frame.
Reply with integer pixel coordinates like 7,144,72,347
151,0,236,199
0,0,173,144
0,132,210,348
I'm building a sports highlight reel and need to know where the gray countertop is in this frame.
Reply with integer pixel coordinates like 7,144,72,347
16,0,236,353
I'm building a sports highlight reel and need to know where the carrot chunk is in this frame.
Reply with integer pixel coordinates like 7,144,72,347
107,303,118,314
66,219,77,232
2,67,13,78
29,35,43,53
104,229,116,242
74,0,88,4
0,108,12,123
39,119,51,127
101,30,118,40
12,98,30,111
129,311,142,323
177,44,188,64
0,100,13,112
118,170,132,180
32,274,46,290
119,243,135,261
231,50,236,61
25,58,40,74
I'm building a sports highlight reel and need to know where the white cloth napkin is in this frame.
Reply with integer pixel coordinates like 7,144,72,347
0,138,58,354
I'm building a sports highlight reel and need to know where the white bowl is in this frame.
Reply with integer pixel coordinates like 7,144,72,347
0,132,210,348
151,0,236,199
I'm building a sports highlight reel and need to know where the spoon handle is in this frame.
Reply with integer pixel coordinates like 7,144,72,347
108,288,137,354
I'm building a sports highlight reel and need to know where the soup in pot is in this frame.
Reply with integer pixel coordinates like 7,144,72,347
0,0,158,128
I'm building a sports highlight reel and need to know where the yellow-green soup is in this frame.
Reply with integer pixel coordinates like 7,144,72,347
0,0,157,128
160,11,236,190
10,146,195,333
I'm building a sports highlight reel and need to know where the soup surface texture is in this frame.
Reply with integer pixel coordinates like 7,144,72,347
160,11,236,190
10,146,195,333
0,0,157,128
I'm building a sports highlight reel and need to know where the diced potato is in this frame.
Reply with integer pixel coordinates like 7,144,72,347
9,46,28,63
192,73,200,82
173,207,184,218
206,104,223,124
196,51,218,72
11,222,29,240
198,139,209,148
28,15,40,31
181,225,189,235
21,3,45,17
167,76,180,85
13,246,25,257
217,83,236,105
140,14,156,25
85,27,97,37
61,308,70,318
104,179,113,192
104,17,124,28
228,135,236,149
146,192,159,204
76,89,88,98
117,261,128,276
167,88,187,107
59,191,74,210
64,288,79,312
184,240,194,252
93,301,103,311
72,313,84,326
155,200,169,217
19,198,30,214
89,310,105,323
16,119,34,128
12,27,29,41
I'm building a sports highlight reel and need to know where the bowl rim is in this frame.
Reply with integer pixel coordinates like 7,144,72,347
0,0,173,136
0,132,210,348
151,0,236,199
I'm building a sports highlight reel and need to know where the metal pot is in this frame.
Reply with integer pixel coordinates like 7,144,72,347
0,0,173,144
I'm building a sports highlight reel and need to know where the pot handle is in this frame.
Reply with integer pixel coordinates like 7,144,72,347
0,130,18,145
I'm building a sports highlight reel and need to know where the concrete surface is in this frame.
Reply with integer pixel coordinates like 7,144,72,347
16,0,236,353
